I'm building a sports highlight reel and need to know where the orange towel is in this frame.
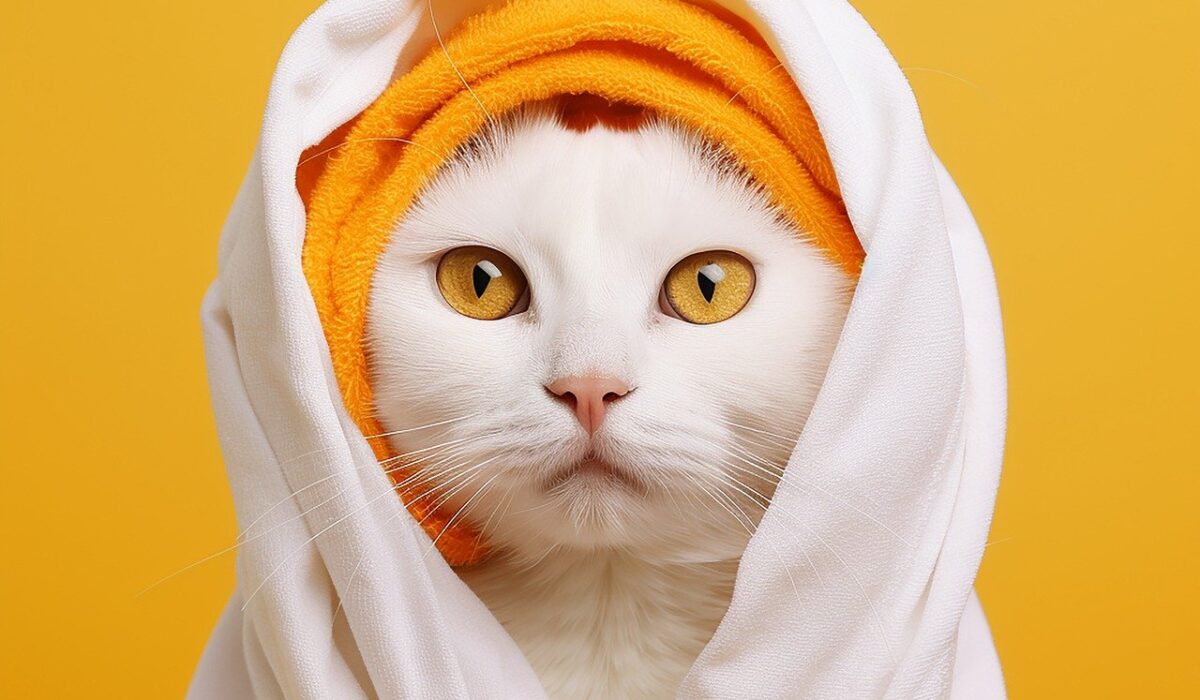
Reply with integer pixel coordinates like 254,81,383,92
301,0,864,565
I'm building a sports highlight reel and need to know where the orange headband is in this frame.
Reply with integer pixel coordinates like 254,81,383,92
301,0,864,565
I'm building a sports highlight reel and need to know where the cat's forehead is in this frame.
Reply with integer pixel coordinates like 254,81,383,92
399,115,789,267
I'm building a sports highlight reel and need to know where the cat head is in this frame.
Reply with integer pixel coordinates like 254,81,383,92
366,106,849,564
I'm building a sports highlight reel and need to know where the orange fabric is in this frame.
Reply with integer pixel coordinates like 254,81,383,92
302,0,865,565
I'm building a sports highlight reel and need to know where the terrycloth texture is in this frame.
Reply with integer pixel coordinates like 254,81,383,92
190,0,1007,697
302,0,863,565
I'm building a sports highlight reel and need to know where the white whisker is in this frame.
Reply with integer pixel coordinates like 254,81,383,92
427,0,495,128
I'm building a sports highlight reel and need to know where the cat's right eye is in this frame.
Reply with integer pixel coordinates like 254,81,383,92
436,246,529,320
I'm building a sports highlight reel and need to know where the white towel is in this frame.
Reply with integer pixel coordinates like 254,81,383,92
188,1,1007,697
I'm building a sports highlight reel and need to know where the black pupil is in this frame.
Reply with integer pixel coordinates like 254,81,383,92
697,265,720,303
473,261,497,298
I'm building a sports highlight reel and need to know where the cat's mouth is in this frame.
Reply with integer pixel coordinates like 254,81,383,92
543,454,643,494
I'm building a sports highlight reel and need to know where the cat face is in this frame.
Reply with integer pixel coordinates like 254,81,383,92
366,111,849,564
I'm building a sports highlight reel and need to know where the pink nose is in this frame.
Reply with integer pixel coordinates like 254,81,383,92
545,375,632,435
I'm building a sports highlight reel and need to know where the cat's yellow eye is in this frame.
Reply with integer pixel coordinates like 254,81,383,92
662,250,755,324
436,246,528,320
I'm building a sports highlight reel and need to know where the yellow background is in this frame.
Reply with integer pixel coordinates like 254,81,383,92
1,1,1196,696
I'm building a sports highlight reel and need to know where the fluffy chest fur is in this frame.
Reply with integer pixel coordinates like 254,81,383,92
459,553,738,699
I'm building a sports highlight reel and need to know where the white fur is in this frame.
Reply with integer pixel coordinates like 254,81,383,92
366,110,850,698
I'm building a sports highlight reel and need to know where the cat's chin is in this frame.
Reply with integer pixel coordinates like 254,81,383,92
492,501,754,563
482,472,754,561
542,456,644,495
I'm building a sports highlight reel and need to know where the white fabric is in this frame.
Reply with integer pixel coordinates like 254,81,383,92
189,0,1007,697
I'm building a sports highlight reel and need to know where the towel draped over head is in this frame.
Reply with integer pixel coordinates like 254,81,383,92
302,0,865,566
190,0,1007,697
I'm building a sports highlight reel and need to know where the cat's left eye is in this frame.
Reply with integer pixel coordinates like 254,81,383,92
436,246,529,320
661,250,755,324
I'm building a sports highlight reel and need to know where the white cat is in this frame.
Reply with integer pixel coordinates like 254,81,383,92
366,104,851,698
